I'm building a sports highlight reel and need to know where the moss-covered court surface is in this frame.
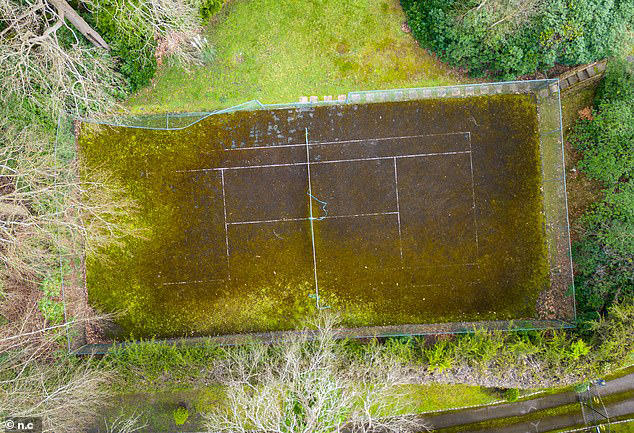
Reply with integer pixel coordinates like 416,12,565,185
79,94,548,338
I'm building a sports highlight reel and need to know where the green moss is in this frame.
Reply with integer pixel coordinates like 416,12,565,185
380,384,501,415
79,94,549,338
432,390,634,433
610,420,634,433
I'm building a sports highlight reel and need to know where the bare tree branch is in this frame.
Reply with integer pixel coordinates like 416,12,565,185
204,313,429,433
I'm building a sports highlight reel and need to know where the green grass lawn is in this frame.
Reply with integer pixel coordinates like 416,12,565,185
126,0,465,113
385,384,501,415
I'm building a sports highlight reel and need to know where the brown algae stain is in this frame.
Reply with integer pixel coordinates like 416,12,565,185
79,94,548,338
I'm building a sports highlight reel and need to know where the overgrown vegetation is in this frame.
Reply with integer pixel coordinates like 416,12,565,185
0,312,111,432
569,59,634,326
203,316,424,433
103,305,633,395
0,0,224,431
400,0,634,79
86,0,219,92
2,0,633,429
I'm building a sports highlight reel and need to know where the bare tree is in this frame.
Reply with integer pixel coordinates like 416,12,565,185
0,0,209,120
0,306,111,433
0,117,146,285
204,313,428,433
81,0,209,68
0,0,123,119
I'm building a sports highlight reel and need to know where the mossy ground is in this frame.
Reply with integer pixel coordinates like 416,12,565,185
79,93,548,338
560,85,604,230
96,384,502,432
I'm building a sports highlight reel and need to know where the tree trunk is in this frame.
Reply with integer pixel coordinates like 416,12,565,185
48,0,110,50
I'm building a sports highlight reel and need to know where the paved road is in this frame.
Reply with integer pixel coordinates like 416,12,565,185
420,373,634,430
463,398,634,433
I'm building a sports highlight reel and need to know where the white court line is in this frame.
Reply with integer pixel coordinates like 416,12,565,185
305,128,321,309
227,211,399,226
467,132,479,255
220,169,231,275
161,279,224,286
173,150,472,174
228,216,307,225
224,131,470,151
412,262,477,269
393,157,403,260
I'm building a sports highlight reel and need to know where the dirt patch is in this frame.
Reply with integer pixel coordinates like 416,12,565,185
336,41,350,54
564,139,603,233
0,175,15,196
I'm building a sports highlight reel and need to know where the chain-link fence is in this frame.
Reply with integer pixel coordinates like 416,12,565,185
70,79,576,353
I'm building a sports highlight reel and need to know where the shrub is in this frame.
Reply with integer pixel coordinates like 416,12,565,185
571,100,633,185
383,337,416,363
590,303,634,368
400,0,633,78
504,388,520,402
173,406,189,425
88,0,158,92
595,58,634,105
194,0,224,21
574,382,590,393
569,60,634,325
86,0,219,92
567,339,591,360
454,330,505,369
423,339,455,373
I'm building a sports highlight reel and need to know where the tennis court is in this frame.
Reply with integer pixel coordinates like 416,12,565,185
79,91,565,338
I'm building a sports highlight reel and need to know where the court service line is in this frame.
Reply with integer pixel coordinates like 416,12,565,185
173,150,472,174
161,279,224,286
393,157,403,260
226,211,400,226
220,169,231,275
467,132,479,255
224,131,471,151
305,127,321,310
407,262,477,270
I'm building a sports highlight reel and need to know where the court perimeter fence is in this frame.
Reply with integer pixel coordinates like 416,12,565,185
63,79,576,354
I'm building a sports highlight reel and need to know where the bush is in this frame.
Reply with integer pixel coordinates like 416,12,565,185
569,60,634,324
86,0,224,92
595,58,634,105
571,101,633,185
173,406,189,425
590,303,634,368
504,388,520,402
88,0,158,92
567,339,591,360
454,330,505,369
194,0,224,21
423,339,455,373
400,0,633,78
